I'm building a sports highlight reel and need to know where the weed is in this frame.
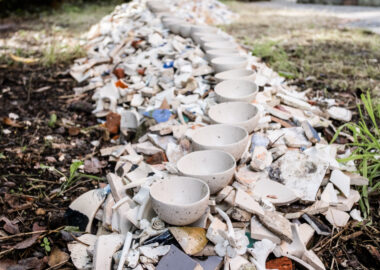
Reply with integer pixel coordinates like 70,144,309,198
40,161,101,195
41,237,51,253
48,113,57,128
332,92,380,218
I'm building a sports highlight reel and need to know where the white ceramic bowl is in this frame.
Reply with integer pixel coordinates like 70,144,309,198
214,79,258,103
168,20,185,34
177,150,236,194
200,34,230,48
208,102,259,133
192,124,249,160
211,56,248,73
147,1,170,13
150,177,210,226
215,69,255,83
191,26,219,44
206,48,240,61
179,23,193,38
162,17,182,28
203,41,237,52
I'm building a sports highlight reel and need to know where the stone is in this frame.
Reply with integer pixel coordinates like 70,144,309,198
156,244,203,270
235,189,264,217
259,211,292,243
228,207,252,222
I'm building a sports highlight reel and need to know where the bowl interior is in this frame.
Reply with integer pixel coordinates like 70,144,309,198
215,79,257,98
178,150,235,175
209,102,258,123
205,41,236,50
212,56,247,65
150,177,209,206
192,124,247,147
215,69,254,80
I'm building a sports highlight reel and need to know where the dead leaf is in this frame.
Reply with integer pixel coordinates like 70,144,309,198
2,117,23,128
0,259,17,270
13,234,40,250
68,127,80,136
4,194,34,212
8,257,45,270
48,247,69,267
84,157,106,174
9,54,39,64
105,112,121,134
0,216,19,235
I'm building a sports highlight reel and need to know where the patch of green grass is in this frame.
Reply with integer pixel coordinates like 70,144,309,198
251,41,299,79
42,44,85,67
333,92,380,218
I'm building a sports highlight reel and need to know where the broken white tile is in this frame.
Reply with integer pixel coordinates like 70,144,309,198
229,256,249,270
235,189,264,217
206,217,227,245
253,179,299,206
298,223,315,247
250,216,281,244
68,234,98,270
324,208,350,227
330,169,351,198
250,146,272,171
335,189,360,212
327,106,352,122
93,234,124,270
350,209,363,222
320,183,338,205
259,211,292,243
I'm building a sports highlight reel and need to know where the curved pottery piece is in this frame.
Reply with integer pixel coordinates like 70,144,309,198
211,56,247,73
214,79,258,103
215,69,255,83
191,25,219,44
150,177,210,226
200,34,230,48
191,124,249,160
179,23,193,38
177,150,236,194
206,48,240,61
203,41,237,52
208,102,259,133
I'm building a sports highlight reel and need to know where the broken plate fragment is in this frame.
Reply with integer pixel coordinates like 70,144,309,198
329,169,351,198
156,244,203,270
169,227,208,255
67,189,106,232
253,179,299,206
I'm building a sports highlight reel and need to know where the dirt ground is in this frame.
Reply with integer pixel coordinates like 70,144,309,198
0,1,379,269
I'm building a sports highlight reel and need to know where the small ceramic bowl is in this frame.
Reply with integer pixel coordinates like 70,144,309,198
150,177,210,226
206,48,240,61
211,56,248,73
214,79,258,103
147,1,170,13
191,26,219,44
200,34,230,48
168,20,185,34
179,23,193,38
215,69,255,83
203,41,237,52
208,102,259,133
192,124,249,160
177,150,236,194
162,17,182,28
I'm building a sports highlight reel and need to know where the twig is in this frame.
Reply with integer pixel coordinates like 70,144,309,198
45,260,69,270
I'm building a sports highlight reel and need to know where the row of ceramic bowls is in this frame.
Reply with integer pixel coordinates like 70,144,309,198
149,10,261,226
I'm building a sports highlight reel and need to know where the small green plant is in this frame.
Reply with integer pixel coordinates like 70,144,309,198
41,237,51,253
40,161,101,195
332,92,380,218
48,113,57,128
